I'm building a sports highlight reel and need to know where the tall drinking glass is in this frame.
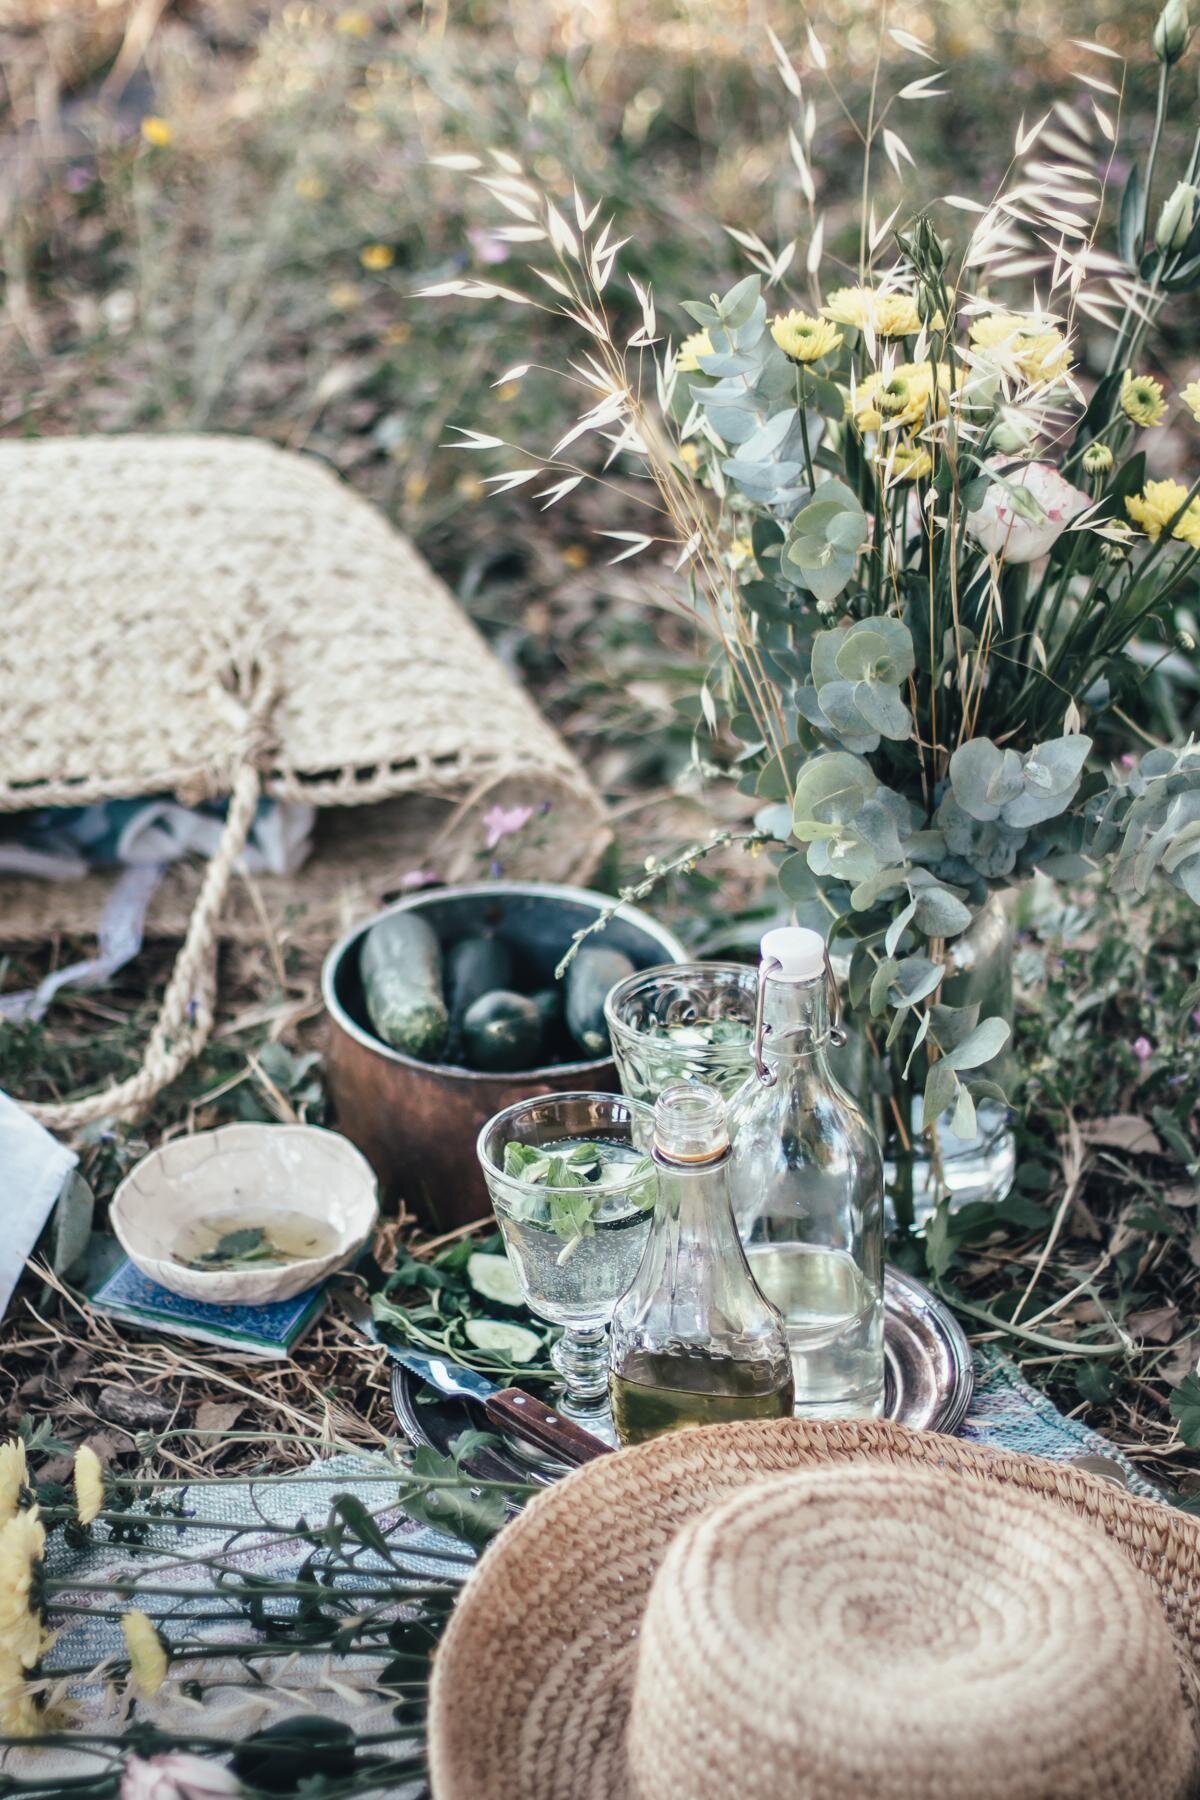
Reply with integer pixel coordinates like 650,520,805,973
476,1092,654,1444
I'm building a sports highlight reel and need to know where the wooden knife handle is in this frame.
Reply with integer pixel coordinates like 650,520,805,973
484,1388,613,1466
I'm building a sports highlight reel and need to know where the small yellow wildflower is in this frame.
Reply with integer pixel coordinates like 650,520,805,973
327,282,362,311
1179,379,1200,423
822,286,937,337
728,534,755,569
384,322,411,346
73,1446,105,1529
295,174,327,201
0,1648,39,1737
886,443,933,482
139,117,173,149
853,362,950,433
0,1510,45,1670
360,243,394,272
1120,371,1167,428
771,311,843,364
561,544,588,570
1126,479,1200,549
122,1611,169,1697
676,330,713,374
495,381,521,403
335,7,372,33
454,472,485,502
1082,442,1114,476
404,471,429,505
968,313,1072,383
679,441,702,471
0,1442,27,1527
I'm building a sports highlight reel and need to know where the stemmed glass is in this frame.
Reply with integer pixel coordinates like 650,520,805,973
476,1091,654,1445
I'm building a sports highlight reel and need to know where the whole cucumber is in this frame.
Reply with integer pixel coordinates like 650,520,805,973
360,911,448,1059
462,990,543,1073
565,945,636,1058
446,935,514,1026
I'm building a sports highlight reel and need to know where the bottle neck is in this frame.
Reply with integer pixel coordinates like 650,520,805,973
760,972,830,1061
651,1147,742,1242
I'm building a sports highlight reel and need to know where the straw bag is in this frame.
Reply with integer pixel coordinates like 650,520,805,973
0,434,608,1131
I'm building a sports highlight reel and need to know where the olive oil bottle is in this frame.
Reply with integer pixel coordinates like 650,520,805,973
608,1083,794,1447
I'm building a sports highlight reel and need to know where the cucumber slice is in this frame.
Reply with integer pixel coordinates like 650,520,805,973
464,1319,542,1363
466,1252,525,1308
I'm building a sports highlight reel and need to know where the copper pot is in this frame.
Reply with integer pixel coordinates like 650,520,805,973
322,881,686,1233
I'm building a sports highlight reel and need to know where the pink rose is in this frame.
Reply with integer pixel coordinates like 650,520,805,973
120,1753,240,1800
966,460,1090,564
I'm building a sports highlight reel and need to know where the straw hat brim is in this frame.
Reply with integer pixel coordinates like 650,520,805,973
429,1417,1200,1800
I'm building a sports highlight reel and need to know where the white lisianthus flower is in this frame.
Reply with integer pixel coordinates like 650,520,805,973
120,1753,240,1800
965,460,1091,564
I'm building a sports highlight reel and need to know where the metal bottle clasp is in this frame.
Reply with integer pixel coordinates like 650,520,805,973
751,945,847,1086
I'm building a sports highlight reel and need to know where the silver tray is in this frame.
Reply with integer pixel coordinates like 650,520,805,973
391,1265,973,1482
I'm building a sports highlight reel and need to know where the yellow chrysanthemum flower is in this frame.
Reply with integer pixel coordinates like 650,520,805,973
968,313,1072,383
123,1611,169,1697
359,243,394,271
73,1446,105,1529
1120,371,1167,428
0,1442,28,1527
1126,479,1200,549
771,311,843,364
676,330,714,374
1179,379,1200,423
852,362,951,433
139,117,173,149
1082,442,1114,476
885,443,934,482
0,1647,39,1737
822,286,939,337
0,1511,45,1670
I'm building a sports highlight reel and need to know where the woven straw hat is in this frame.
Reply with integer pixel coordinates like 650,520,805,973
429,1419,1200,1800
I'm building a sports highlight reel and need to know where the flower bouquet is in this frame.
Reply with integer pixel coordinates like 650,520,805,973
427,1,1200,1225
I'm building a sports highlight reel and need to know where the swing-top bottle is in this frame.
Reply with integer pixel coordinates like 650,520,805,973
729,926,885,1417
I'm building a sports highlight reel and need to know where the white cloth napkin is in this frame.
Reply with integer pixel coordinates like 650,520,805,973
0,1090,77,1320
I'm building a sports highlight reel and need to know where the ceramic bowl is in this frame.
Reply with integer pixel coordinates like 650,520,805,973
111,1122,378,1304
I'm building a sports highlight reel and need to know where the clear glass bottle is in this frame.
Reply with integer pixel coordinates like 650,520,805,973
729,927,885,1418
608,1082,794,1447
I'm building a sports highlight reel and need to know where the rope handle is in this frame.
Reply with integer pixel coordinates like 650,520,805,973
25,660,278,1135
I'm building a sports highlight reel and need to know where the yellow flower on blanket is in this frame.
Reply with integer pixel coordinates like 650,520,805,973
123,1611,169,1697
0,1510,45,1669
74,1445,106,1528
0,1441,28,1527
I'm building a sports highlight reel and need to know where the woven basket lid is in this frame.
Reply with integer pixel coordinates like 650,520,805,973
429,1418,1200,1800
0,434,605,867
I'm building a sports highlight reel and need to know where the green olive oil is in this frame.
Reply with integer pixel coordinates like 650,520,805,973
610,1351,794,1446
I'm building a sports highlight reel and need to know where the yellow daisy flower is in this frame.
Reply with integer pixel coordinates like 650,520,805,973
0,1510,45,1669
853,362,950,433
886,443,933,482
968,313,1072,383
1179,379,1200,423
73,1447,105,1529
0,1442,28,1527
1120,371,1167,428
1126,479,1200,549
676,330,714,374
359,243,394,272
139,117,173,149
123,1611,169,1697
822,286,938,337
771,311,843,364
0,1647,39,1737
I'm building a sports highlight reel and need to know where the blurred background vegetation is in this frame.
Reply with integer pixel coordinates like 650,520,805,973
2,0,1200,1478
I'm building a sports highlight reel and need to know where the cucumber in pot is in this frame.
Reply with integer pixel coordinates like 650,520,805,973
530,984,564,1035
360,911,448,1059
446,935,514,1026
462,990,543,1072
565,946,636,1057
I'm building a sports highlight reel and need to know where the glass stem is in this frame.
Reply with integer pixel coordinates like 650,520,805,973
551,1325,609,1415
